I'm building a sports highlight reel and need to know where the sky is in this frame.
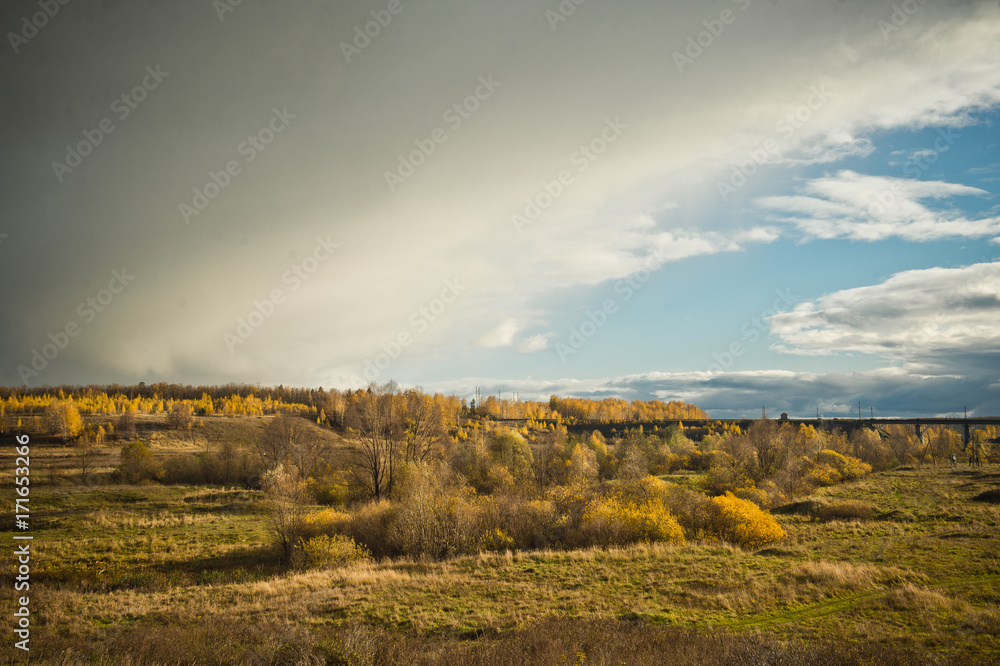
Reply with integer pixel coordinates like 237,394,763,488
2,0,999,418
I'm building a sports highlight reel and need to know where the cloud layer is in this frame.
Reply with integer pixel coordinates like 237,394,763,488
2,0,999,414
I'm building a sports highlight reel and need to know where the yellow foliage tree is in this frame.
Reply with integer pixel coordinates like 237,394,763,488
44,399,83,442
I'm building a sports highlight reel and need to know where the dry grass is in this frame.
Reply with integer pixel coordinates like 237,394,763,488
2,451,1000,662
789,560,920,593
87,508,224,529
812,500,876,522
883,584,967,613
26,616,939,665
971,488,1000,504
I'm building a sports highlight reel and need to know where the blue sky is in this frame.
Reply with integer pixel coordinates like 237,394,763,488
2,0,999,417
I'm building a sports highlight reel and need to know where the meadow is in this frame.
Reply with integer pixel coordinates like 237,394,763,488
1,387,998,664
2,455,998,664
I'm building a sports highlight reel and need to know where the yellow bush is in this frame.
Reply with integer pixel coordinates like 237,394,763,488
545,484,591,517
733,486,770,510
804,462,841,487
292,534,371,570
301,508,350,538
707,492,785,551
816,449,871,481
581,495,685,547
628,475,672,500
479,527,515,552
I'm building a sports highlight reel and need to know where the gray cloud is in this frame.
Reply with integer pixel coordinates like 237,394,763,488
421,367,999,418
2,0,1000,393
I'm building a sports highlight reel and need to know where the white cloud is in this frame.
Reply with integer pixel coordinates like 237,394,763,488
768,261,1000,374
772,134,876,167
514,333,554,354
474,318,522,348
473,320,553,353
757,171,1000,242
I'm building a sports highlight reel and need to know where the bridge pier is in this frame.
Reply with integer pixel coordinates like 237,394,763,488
915,424,932,465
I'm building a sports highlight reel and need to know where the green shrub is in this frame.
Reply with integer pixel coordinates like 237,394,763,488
116,439,163,484
306,477,349,506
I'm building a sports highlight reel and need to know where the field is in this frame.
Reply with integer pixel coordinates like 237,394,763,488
3,436,999,664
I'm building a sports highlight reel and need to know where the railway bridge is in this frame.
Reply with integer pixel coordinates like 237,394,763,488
485,415,1000,460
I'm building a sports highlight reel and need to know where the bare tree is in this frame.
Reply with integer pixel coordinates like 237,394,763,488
255,415,326,478
77,437,98,485
116,406,137,441
167,402,194,429
261,464,311,561
345,382,403,500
